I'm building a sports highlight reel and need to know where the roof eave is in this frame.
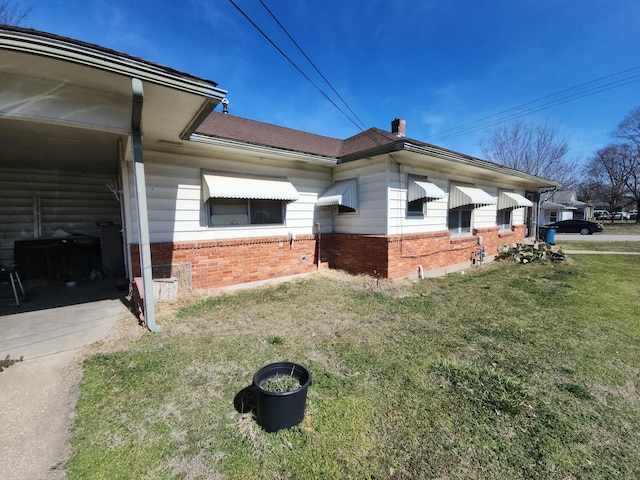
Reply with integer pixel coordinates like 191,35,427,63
337,141,405,163
403,143,559,188
189,134,338,165
0,26,227,99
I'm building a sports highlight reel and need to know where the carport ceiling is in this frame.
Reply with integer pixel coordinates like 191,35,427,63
0,118,122,174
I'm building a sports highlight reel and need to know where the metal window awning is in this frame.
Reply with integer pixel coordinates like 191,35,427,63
449,185,497,209
408,180,446,202
498,191,534,209
202,172,299,201
316,179,358,209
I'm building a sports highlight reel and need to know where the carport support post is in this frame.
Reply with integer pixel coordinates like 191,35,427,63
131,78,161,332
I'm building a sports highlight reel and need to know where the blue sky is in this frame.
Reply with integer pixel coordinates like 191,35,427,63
26,0,640,162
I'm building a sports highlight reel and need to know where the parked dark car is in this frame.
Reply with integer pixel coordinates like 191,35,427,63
545,219,604,235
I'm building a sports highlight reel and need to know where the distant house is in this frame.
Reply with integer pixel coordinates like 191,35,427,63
539,190,591,224
0,26,556,322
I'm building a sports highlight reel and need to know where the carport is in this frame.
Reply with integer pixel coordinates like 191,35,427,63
0,26,226,328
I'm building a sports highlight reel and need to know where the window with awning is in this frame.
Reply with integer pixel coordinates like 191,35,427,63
316,179,358,211
202,172,299,227
408,178,446,202
449,185,497,209
498,191,533,209
202,172,299,202
407,176,446,216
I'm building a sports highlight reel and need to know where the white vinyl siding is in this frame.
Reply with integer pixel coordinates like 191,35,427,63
122,151,534,245
388,168,449,236
124,154,332,243
331,159,388,234
0,167,120,266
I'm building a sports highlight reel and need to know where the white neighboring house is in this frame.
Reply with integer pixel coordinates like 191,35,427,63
539,190,591,224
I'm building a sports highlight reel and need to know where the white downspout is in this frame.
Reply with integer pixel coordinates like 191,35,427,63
131,78,161,332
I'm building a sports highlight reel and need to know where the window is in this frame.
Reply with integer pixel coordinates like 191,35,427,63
496,191,531,231
317,179,358,213
407,175,446,217
208,198,284,226
407,198,425,216
549,211,558,223
202,172,298,227
448,206,473,235
338,205,356,213
448,184,496,236
498,208,512,231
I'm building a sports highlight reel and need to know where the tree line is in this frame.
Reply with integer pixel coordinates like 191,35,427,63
482,107,640,223
579,107,640,221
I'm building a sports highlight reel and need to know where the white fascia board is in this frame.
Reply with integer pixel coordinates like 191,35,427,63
0,28,226,100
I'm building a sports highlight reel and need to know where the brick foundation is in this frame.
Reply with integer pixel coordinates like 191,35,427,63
130,226,526,291
328,225,525,279
130,234,326,293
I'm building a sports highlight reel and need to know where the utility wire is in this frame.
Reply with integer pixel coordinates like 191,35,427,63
228,0,366,133
257,0,368,132
426,66,640,143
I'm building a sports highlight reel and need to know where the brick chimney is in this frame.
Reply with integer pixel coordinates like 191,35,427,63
391,118,406,137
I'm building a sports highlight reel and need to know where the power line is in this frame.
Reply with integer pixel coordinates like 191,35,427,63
257,0,368,132
425,66,640,143
228,0,366,133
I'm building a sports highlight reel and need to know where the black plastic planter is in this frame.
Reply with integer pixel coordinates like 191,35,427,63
252,362,311,433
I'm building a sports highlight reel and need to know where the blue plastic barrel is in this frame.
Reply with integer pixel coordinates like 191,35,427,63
546,226,556,245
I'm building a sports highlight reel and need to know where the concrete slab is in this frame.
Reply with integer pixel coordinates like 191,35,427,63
0,280,139,480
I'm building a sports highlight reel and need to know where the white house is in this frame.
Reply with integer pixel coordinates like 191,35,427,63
0,26,556,326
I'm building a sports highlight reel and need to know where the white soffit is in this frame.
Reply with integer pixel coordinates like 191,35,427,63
449,185,497,209
202,172,299,202
408,180,446,202
499,191,533,209
316,179,358,209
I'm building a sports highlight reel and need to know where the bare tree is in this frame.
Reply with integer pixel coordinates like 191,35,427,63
613,107,640,222
614,106,640,147
0,1,31,26
584,144,632,220
481,120,578,187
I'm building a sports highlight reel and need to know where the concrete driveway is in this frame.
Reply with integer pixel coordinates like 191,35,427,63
0,279,140,480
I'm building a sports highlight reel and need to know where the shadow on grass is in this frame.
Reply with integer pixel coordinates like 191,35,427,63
234,385,257,414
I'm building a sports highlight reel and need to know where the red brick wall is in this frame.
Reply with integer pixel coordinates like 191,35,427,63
130,234,326,293
328,225,526,280
130,226,526,291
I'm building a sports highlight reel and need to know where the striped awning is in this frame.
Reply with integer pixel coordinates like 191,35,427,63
498,191,533,209
408,179,446,202
202,172,299,201
449,185,497,209
316,179,358,209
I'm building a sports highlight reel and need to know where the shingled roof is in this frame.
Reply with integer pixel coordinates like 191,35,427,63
197,113,480,163
196,113,437,160
197,113,344,158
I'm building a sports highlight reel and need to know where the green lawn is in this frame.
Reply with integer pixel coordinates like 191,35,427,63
597,220,640,234
556,241,640,253
67,253,640,479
